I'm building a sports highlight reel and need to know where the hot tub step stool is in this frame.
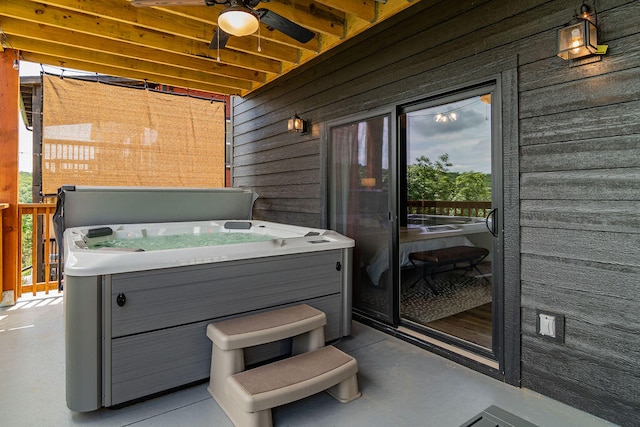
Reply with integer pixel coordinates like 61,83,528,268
206,304,360,427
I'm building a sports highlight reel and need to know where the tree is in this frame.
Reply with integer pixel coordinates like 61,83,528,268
19,172,33,275
453,171,491,201
19,172,32,204
406,153,491,203
406,154,455,201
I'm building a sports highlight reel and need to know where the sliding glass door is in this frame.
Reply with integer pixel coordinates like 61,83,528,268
398,84,501,356
327,113,394,324
327,83,503,361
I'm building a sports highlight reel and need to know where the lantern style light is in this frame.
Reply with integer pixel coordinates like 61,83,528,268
287,114,307,133
557,19,598,60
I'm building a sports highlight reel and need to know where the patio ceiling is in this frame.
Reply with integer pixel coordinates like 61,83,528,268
0,0,417,96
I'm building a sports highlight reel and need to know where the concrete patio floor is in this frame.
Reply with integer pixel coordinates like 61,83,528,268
0,293,617,426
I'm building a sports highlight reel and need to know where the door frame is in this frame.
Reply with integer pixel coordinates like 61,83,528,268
322,106,397,325
397,80,504,362
323,69,520,386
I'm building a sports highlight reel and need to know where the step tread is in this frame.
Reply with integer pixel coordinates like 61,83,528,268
207,304,326,350
227,345,357,412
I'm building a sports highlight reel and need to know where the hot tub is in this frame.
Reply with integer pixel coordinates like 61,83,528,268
56,187,354,412
64,219,353,276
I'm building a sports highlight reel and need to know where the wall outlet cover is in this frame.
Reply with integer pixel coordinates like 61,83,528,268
536,309,565,343
539,313,556,337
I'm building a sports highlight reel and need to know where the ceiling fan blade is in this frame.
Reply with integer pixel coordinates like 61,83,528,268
129,0,208,6
256,9,315,43
209,27,230,49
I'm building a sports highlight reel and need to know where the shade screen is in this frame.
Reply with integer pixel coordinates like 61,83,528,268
42,75,225,195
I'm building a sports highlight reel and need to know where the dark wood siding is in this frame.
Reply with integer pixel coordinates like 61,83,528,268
517,1,640,425
231,0,640,425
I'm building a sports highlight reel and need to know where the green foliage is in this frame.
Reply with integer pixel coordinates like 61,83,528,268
407,154,455,201
453,171,491,201
19,172,33,203
407,153,491,202
19,172,33,274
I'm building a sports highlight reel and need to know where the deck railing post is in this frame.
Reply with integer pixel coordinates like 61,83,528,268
17,203,59,297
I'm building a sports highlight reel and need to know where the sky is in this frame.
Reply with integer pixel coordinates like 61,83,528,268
18,61,88,172
18,61,41,173
406,96,492,174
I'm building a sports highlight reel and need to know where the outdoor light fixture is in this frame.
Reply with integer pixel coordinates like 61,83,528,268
557,2,608,61
434,112,457,123
287,114,308,133
218,1,259,37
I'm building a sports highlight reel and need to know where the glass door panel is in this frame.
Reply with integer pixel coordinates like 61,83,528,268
328,115,393,323
399,90,496,352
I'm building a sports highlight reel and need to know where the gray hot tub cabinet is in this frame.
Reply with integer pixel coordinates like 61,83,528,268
65,250,351,412
58,187,353,412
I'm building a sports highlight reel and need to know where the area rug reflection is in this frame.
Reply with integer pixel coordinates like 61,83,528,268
361,269,491,324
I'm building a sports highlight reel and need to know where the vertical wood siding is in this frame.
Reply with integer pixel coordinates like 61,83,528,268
231,0,640,424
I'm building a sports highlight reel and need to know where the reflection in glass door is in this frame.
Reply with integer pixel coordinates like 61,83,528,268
399,89,498,352
328,114,393,324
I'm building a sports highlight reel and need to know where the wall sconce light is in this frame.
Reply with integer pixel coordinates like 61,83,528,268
557,2,608,61
287,114,308,133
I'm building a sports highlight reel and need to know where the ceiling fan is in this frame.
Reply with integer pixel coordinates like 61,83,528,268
130,0,316,50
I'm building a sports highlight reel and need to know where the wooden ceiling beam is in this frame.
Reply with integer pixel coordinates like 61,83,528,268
23,50,243,95
1,17,265,83
2,0,418,95
152,5,320,52
129,0,206,6
0,0,281,74
261,0,345,38
313,0,377,23
9,35,248,95
221,37,301,64
31,0,304,63
37,0,214,41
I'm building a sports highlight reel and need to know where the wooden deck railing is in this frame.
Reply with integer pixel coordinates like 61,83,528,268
1,203,9,296
18,203,60,297
407,200,492,218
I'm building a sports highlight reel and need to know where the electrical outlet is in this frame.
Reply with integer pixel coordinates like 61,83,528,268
539,313,556,337
536,310,565,343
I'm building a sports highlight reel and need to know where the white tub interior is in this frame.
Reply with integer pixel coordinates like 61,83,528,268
64,219,354,276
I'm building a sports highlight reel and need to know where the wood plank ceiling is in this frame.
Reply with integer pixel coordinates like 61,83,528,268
0,0,418,96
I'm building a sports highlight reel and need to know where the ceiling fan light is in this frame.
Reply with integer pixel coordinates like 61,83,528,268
218,6,259,37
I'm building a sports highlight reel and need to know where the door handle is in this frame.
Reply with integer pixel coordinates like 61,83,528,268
485,208,498,237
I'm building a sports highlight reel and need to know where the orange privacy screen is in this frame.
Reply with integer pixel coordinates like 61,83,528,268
42,75,225,195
